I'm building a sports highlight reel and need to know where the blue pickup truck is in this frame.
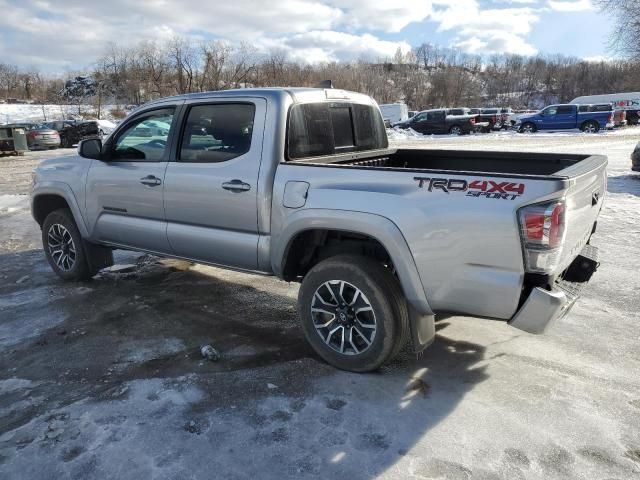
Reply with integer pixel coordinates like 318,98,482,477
515,104,613,133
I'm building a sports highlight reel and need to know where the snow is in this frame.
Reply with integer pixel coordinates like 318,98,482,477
0,104,125,124
0,194,26,214
0,134,639,479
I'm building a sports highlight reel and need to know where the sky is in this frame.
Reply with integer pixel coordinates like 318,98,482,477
0,0,615,72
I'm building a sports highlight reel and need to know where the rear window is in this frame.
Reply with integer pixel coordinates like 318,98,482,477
288,102,387,159
482,108,499,114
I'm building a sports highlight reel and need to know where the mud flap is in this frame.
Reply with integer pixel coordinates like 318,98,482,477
408,306,436,353
83,240,114,277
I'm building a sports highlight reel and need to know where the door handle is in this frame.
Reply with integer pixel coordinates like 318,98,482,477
140,175,162,186
222,179,251,193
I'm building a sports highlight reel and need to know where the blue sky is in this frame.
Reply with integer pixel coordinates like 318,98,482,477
0,0,615,72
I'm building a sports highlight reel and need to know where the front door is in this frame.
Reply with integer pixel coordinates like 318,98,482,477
85,107,177,253
163,99,266,270
409,112,429,134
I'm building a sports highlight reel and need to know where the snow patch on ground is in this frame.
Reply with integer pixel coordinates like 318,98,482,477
0,195,28,214
0,104,123,124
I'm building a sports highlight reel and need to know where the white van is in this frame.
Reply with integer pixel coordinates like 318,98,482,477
570,92,640,125
379,103,409,125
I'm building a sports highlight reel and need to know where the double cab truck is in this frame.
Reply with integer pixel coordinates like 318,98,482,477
393,108,483,135
515,104,613,133
31,88,606,372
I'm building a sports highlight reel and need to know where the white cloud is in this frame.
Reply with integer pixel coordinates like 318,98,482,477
272,31,412,63
455,32,538,56
328,0,432,32
431,0,540,55
0,0,426,69
547,0,593,12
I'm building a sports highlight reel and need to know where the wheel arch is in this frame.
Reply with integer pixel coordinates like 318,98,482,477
273,209,433,316
31,184,89,237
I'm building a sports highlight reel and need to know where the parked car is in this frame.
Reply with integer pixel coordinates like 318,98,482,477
394,109,481,135
96,119,117,136
30,87,605,372
379,103,409,125
614,109,627,128
632,142,640,172
469,108,502,131
57,120,101,148
500,107,514,128
514,104,613,133
23,124,60,150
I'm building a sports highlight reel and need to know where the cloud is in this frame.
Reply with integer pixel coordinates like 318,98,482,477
328,0,432,32
0,0,428,70
431,0,540,55
455,32,538,56
547,0,593,12
270,31,412,63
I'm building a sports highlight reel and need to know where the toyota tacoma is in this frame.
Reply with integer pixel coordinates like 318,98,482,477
31,87,606,372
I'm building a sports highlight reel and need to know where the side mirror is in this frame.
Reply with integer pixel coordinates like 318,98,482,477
78,138,103,160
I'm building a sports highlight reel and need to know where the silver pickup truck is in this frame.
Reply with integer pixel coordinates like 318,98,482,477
31,88,606,372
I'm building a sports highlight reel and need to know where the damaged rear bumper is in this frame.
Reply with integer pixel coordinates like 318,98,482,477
509,245,599,334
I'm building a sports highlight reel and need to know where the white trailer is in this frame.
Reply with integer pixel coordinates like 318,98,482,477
378,103,409,124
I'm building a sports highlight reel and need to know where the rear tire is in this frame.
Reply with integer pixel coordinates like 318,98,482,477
581,121,599,133
297,255,409,372
42,209,93,281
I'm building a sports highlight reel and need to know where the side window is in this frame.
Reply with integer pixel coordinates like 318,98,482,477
112,108,175,162
413,112,428,122
428,111,444,121
556,105,573,114
180,103,255,163
544,107,558,116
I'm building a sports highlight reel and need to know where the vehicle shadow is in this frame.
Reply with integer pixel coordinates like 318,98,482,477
0,250,489,479
607,173,640,196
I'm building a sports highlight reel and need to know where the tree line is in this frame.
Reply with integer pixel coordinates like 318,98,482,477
1,38,640,116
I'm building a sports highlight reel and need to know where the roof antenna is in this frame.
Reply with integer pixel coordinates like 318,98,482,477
315,80,333,89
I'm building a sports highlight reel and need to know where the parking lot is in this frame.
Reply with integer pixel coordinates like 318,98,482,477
1,130,639,479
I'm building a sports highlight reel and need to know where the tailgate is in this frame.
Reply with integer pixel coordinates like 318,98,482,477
554,154,607,274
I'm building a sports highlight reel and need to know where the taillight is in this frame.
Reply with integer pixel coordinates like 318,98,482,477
608,113,613,122
469,117,475,125
492,115,497,123
622,111,626,120
518,201,566,273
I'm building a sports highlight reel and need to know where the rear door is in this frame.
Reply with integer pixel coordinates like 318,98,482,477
85,106,178,253
163,98,266,270
426,110,446,133
554,105,576,129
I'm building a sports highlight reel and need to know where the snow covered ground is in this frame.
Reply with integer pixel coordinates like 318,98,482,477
0,133,639,479
0,104,124,124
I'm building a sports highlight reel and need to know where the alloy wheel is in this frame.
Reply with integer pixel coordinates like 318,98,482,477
47,223,76,271
311,280,377,355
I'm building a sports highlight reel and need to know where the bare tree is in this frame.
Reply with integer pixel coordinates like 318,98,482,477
594,0,640,60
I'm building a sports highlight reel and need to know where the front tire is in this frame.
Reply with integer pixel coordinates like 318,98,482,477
42,209,93,281
297,255,409,372
449,125,462,135
519,122,536,133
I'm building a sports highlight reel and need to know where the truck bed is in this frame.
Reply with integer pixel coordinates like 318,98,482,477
315,148,594,178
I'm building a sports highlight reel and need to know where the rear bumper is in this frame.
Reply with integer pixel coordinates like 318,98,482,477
509,245,599,334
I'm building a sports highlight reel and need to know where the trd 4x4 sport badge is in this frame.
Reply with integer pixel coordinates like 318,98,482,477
414,177,525,200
